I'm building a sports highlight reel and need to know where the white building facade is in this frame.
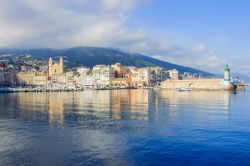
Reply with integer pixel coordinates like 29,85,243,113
93,65,115,86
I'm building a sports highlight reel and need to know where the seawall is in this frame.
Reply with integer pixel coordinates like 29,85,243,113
161,79,235,91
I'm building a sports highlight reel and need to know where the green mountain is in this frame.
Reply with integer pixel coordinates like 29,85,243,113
0,46,212,75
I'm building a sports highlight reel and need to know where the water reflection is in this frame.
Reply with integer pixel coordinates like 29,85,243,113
158,90,231,111
48,93,64,125
1,89,247,166
156,90,232,124
12,89,232,125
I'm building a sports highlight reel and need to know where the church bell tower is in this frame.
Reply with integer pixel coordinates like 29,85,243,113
59,56,64,73
48,56,64,76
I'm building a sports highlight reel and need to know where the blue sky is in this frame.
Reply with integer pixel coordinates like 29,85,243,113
0,0,249,75
129,0,250,75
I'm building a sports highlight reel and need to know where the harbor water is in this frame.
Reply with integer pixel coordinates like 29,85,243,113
1,89,250,165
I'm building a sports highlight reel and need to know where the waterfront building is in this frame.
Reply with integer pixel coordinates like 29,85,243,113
48,56,64,76
93,65,115,86
9,56,235,90
149,67,168,85
127,67,146,87
65,71,75,88
33,72,48,86
111,63,128,78
127,67,148,86
168,69,179,80
50,71,75,88
17,71,47,86
111,78,129,86
127,67,167,86
75,67,93,88
83,75,94,88
50,73,66,87
17,71,36,85
138,68,151,85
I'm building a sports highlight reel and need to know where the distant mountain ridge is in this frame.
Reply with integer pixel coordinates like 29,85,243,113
0,46,212,75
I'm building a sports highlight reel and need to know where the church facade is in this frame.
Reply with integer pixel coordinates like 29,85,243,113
48,57,64,76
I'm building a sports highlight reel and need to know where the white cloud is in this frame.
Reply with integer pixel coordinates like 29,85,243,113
192,44,206,52
0,0,148,48
0,0,234,74
101,0,139,11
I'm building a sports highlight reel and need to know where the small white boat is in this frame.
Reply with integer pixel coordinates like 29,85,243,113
176,87,191,92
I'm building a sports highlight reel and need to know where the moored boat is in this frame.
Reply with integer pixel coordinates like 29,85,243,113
176,87,191,92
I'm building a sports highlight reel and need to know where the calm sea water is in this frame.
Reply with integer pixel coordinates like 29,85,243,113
1,89,250,166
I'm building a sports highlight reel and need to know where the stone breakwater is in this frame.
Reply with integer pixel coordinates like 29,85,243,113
160,79,235,91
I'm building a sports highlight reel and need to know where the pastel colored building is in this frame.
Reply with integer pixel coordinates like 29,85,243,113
111,63,128,78
111,78,129,86
93,65,115,86
17,71,47,86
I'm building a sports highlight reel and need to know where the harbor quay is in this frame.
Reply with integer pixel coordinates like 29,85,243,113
161,64,238,91
160,78,235,91
0,57,245,92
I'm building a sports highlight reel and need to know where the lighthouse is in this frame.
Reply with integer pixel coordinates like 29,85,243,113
224,64,231,85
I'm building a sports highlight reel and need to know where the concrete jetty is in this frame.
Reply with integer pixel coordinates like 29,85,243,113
161,64,238,91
